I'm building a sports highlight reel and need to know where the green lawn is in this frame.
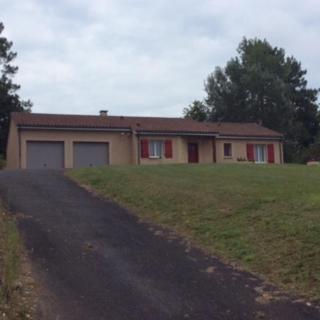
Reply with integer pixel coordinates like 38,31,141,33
69,164,320,301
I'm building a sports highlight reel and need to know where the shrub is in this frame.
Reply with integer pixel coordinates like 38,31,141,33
284,142,320,164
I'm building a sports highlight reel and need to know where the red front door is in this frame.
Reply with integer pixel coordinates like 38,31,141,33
188,143,199,163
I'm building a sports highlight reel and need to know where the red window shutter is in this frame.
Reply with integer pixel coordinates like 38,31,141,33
267,144,275,163
164,140,173,158
247,144,254,161
140,139,149,158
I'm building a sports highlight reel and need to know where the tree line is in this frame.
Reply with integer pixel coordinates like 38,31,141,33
184,38,320,163
0,20,319,163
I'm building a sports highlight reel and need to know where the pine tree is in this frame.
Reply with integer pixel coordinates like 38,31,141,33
0,22,32,156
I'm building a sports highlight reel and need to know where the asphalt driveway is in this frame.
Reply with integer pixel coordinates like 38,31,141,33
0,170,319,320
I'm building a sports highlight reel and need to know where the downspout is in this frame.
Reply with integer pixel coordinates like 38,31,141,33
279,139,284,164
18,128,22,169
213,137,216,163
132,130,140,165
137,134,140,165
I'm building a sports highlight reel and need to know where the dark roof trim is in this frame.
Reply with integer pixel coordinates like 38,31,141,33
17,126,132,132
16,125,282,139
137,131,218,137
18,126,218,136
216,135,283,140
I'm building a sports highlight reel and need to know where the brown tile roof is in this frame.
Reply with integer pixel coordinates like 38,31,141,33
206,122,283,138
11,112,283,138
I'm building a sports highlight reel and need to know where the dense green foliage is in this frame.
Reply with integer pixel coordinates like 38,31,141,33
0,22,31,156
71,164,320,300
183,100,208,121
184,38,320,162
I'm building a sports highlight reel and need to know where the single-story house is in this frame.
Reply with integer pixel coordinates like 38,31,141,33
6,111,284,169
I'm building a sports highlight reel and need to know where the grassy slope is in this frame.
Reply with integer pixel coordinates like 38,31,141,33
0,203,32,319
70,164,320,301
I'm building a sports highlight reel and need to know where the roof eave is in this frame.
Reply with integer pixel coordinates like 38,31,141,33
216,134,283,140
137,130,219,137
17,125,132,132
16,125,283,140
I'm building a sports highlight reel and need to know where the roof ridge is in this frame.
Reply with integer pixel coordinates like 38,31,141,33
12,112,187,120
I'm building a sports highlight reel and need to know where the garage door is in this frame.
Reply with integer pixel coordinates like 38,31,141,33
27,141,64,169
73,142,109,168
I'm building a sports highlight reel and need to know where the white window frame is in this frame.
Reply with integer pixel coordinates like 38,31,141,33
149,140,163,159
254,144,267,163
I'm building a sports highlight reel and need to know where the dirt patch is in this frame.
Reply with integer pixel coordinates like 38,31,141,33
205,266,216,274
254,285,290,305
0,206,38,320
0,257,38,320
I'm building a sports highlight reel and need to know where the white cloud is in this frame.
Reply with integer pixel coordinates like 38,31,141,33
1,0,319,116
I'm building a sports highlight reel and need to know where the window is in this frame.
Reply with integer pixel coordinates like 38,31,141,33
224,143,232,157
254,144,267,163
149,140,163,158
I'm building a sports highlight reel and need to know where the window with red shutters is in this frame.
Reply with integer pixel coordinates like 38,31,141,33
267,144,275,163
140,139,149,158
247,144,254,161
164,140,173,158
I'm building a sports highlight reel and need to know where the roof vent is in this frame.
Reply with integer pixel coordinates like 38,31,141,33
100,110,108,116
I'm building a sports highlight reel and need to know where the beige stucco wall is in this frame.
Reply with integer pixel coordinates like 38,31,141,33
6,121,20,169
139,136,215,165
180,137,214,164
198,138,214,164
19,129,133,169
7,123,283,169
215,139,283,164
139,136,184,165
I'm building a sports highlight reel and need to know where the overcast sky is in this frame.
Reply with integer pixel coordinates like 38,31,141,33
1,0,320,117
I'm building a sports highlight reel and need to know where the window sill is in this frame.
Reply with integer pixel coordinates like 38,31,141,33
224,156,233,159
149,156,161,159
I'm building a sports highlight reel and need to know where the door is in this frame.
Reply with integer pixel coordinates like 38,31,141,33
73,142,109,168
27,141,64,169
254,144,267,163
188,143,199,163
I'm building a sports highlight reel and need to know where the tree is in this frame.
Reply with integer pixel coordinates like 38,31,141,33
185,38,319,162
183,100,208,122
0,22,31,156
207,38,319,142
